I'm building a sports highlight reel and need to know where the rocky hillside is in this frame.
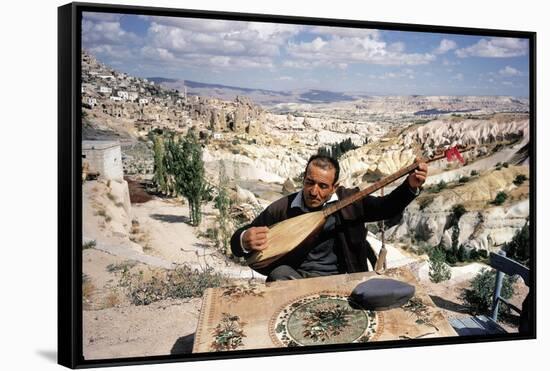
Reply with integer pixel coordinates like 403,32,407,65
386,164,529,254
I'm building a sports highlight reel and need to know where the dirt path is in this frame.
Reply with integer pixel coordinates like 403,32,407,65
131,198,260,280
83,297,202,360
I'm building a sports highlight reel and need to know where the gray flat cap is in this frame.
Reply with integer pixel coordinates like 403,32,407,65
350,278,415,311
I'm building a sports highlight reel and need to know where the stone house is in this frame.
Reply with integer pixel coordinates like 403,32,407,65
82,141,123,181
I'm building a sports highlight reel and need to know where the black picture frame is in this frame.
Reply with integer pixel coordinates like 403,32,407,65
58,2,536,368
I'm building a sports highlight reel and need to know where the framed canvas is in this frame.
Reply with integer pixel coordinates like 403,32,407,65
58,2,536,368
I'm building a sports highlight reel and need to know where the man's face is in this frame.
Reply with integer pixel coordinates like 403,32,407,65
302,164,337,209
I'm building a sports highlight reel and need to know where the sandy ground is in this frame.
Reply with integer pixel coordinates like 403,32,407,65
130,197,261,280
82,182,265,360
82,180,528,360
83,297,202,359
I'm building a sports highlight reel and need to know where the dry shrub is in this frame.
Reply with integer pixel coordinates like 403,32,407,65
119,264,231,306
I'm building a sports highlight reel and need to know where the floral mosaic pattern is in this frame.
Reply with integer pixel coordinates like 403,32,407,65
272,293,378,346
302,302,352,341
221,283,265,301
402,297,439,332
210,313,247,351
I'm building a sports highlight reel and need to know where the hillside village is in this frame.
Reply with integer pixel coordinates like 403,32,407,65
80,50,531,359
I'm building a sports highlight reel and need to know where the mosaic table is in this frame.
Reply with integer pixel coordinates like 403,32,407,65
192,267,457,353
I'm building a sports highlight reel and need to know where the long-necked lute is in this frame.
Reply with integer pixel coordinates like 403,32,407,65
246,146,470,274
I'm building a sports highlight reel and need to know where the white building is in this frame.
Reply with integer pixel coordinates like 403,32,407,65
117,91,129,100
99,75,115,81
86,97,97,108
128,92,139,101
82,141,123,181
110,96,122,102
99,86,112,94
139,98,149,105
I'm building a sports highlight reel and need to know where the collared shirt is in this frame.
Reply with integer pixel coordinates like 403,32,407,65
290,189,339,212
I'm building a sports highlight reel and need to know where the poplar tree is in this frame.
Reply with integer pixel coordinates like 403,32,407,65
166,132,211,226
214,161,232,255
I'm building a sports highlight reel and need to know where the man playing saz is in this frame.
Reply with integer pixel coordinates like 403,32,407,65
230,155,428,282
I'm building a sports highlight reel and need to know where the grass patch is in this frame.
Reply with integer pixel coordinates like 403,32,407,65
119,264,231,306
102,290,122,309
106,260,138,273
83,240,97,250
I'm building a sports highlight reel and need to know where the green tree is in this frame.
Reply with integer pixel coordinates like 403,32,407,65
166,132,212,226
430,180,447,193
447,204,467,264
513,174,528,186
457,244,469,262
317,138,358,159
492,191,508,206
214,162,232,255
450,204,467,226
429,247,452,283
462,268,517,316
504,222,530,265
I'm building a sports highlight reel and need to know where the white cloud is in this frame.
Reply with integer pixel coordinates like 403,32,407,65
282,60,324,69
499,66,522,76
286,35,435,67
309,26,381,39
88,44,136,61
455,37,528,58
143,16,249,33
82,18,140,47
89,15,301,73
137,18,299,70
83,12,123,22
278,76,294,81
434,39,457,54
140,46,177,62
377,69,415,80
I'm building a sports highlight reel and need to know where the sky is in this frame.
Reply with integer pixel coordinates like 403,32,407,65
82,12,530,97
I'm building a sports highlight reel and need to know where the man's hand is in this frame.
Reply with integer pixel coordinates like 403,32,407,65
242,226,269,251
407,158,428,190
